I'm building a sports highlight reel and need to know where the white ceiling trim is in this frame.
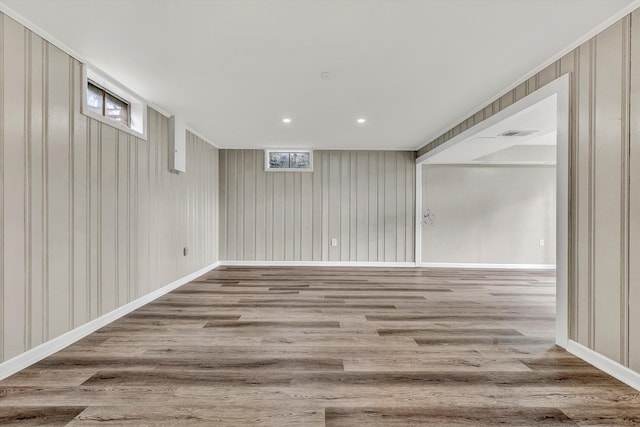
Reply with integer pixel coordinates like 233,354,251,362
414,0,640,151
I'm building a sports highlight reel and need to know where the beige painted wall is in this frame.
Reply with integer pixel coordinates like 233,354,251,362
0,13,219,363
418,12,640,372
220,149,415,262
422,165,556,265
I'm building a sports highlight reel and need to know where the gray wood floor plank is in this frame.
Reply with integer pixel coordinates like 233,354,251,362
1,266,639,425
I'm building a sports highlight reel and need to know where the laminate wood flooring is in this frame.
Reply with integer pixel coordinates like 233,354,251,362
2,266,640,426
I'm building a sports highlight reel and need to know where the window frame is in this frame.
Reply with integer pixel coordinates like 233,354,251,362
86,80,131,126
81,65,148,140
264,149,314,172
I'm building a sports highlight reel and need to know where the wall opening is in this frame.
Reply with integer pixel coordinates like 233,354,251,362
415,75,569,347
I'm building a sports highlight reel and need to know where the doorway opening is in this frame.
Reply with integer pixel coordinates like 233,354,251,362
415,75,569,347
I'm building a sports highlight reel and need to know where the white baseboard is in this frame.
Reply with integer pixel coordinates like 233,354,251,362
421,262,556,270
567,340,640,392
0,261,220,380
219,260,416,268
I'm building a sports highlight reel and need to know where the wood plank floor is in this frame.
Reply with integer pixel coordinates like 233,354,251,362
2,266,640,426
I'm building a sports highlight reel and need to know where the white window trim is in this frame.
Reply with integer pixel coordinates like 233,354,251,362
81,65,148,140
264,149,314,172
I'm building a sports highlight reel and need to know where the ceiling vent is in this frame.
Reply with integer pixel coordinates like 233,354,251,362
499,130,538,137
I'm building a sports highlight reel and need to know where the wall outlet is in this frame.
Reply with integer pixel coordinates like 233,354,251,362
331,238,338,247
183,247,188,256
539,239,545,247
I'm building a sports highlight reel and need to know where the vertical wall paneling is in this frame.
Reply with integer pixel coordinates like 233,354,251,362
0,12,220,363
226,150,237,260
415,9,640,374
406,152,414,261
265,162,273,261
272,172,285,261
117,130,128,307
284,172,294,260
71,60,87,328
328,151,339,261
349,153,357,261
46,43,71,340
575,40,594,346
29,32,45,345
219,149,415,263
621,17,631,367
3,16,27,359
340,152,350,261
243,151,255,260
383,153,396,262
356,152,369,261
0,9,5,361
629,9,640,372
321,152,329,261
219,150,227,260
559,49,577,340
377,153,385,260
300,165,313,260
592,20,625,363
100,125,117,314
368,152,378,261
254,151,265,260
312,152,323,261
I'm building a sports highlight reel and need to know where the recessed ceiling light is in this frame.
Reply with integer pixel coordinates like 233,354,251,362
282,118,292,123
357,118,366,124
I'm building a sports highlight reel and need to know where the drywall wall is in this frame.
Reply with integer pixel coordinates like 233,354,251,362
0,13,219,363
421,165,556,265
219,149,415,262
417,12,639,372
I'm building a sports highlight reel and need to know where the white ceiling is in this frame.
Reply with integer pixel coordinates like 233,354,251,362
423,94,557,165
1,0,634,150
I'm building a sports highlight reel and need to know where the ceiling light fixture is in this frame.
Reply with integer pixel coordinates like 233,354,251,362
357,118,366,124
282,118,292,123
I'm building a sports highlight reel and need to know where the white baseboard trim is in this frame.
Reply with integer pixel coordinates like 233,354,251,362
567,340,640,392
0,261,220,380
421,262,556,270
219,260,416,268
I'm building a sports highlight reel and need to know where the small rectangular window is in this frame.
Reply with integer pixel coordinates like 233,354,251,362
81,65,147,139
265,149,313,172
86,80,130,126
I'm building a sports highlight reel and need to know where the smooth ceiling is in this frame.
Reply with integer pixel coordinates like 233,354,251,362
423,94,557,165
1,0,634,150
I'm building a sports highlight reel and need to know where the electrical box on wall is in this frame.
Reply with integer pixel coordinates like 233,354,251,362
169,115,186,173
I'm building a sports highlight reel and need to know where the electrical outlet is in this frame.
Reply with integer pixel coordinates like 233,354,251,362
539,239,544,247
183,247,188,256
331,238,338,247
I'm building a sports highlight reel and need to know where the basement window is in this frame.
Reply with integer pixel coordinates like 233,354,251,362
86,81,130,126
265,149,313,172
81,65,148,140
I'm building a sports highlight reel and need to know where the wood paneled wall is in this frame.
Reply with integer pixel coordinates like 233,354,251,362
0,13,219,363
219,150,415,263
417,13,640,372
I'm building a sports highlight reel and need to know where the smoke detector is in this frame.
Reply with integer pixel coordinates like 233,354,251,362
499,130,538,137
